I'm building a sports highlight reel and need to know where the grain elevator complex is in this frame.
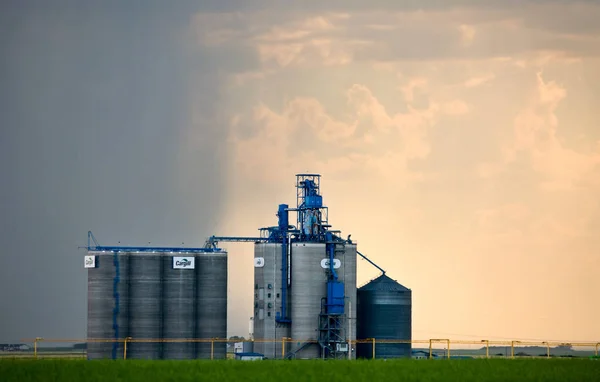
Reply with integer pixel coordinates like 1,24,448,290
85,174,412,360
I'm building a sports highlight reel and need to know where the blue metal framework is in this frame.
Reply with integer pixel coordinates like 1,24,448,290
84,231,224,253
276,204,291,323
204,236,265,249
292,174,329,242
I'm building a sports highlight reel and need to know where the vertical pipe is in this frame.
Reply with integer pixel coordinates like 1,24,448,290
325,233,337,280
274,247,278,360
511,341,515,359
34,338,40,359
447,340,450,359
124,337,129,360
278,204,289,322
193,254,198,359
281,236,287,320
211,339,214,360
429,340,432,359
595,343,598,356
372,338,375,360
330,243,337,279
282,338,285,358
287,235,291,288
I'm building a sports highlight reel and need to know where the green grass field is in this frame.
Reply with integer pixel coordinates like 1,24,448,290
1,359,599,382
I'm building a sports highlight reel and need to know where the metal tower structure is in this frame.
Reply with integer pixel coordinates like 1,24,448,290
202,174,386,359
318,231,348,359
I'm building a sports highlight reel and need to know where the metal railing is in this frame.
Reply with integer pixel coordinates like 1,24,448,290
3,337,598,360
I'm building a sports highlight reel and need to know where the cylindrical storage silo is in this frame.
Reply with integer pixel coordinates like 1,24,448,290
128,252,163,359
356,274,412,359
161,252,197,359
196,251,227,359
342,243,358,359
290,243,327,359
253,243,290,359
86,251,129,360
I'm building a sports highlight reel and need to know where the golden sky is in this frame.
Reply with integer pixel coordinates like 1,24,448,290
181,2,600,342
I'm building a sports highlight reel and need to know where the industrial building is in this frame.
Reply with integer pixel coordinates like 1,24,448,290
85,173,411,360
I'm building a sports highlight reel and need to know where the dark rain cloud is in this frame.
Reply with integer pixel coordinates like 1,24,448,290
0,2,227,342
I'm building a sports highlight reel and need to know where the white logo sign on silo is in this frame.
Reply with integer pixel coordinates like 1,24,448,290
320,258,341,269
254,257,265,268
84,255,96,268
173,257,195,269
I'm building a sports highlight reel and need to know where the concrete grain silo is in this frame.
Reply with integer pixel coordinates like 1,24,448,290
252,243,290,359
162,253,197,360
128,252,163,360
86,251,129,360
196,252,228,359
84,232,228,360
289,242,357,359
250,174,358,360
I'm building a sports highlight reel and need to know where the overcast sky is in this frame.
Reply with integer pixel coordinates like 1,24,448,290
1,0,599,344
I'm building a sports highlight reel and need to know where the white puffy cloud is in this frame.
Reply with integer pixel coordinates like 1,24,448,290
230,86,432,181
508,72,600,191
464,73,495,88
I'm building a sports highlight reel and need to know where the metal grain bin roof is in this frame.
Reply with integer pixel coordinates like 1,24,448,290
359,274,410,292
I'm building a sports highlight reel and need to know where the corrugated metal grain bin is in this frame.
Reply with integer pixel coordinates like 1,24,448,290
357,274,411,359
